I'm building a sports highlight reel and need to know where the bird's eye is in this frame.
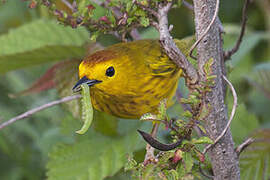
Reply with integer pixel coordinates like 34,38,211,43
106,66,115,77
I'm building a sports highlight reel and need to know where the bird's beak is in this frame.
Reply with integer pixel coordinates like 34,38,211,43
72,76,102,93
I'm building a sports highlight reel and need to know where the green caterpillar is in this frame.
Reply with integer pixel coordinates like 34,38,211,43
76,83,93,134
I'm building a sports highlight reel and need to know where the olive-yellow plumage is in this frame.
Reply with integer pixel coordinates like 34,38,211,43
74,37,193,119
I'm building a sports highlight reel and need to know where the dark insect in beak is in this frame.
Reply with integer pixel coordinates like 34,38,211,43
72,76,102,93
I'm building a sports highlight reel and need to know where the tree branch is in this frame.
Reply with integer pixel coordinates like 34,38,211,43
203,75,238,155
182,0,224,34
0,95,81,130
193,0,240,179
224,0,251,60
189,0,220,60
235,137,254,157
156,2,199,85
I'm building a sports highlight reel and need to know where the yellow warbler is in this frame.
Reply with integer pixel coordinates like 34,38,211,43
73,37,193,119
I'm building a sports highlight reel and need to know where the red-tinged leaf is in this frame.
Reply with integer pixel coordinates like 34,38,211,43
10,43,103,119
9,62,66,98
10,43,103,99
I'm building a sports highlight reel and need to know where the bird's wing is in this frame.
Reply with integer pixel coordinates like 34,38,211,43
141,40,178,76
146,36,195,76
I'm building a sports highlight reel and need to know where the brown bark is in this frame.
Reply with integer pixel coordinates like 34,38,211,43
193,0,240,179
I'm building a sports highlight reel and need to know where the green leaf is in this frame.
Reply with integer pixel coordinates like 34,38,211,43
245,62,270,99
224,30,266,67
230,103,259,145
183,152,193,173
140,27,159,39
139,16,149,27
176,152,193,177
240,129,270,180
0,19,89,73
163,169,179,180
157,99,167,120
203,58,214,75
191,136,213,145
47,131,143,180
182,110,192,118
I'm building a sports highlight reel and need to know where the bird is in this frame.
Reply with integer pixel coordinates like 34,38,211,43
72,37,193,119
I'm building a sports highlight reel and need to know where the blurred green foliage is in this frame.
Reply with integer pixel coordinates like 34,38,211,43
0,0,270,179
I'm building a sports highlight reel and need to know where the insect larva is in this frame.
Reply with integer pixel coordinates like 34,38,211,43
76,83,93,134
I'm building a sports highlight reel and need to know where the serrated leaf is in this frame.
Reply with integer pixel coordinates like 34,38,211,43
240,129,270,180
245,62,270,99
191,136,213,145
134,9,147,16
124,156,137,171
0,19,89,73
163,169,178,180
47,131,143,180
183,152,193,173
203,58,214,75
182,110,192,118
9,61,66,97
13,43,103,118
229,102,259,145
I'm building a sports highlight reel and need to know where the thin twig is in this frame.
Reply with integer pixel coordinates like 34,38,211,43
189,0,220,59
224,0,251,60
202,75,237,155
0,95,81,130
235,137,254,157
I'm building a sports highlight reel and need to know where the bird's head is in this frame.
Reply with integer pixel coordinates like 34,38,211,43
72,49,130,93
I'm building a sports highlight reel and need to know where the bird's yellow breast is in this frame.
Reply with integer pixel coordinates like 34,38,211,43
91,68,181,118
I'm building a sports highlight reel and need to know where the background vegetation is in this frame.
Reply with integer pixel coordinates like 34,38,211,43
0,0,269,179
